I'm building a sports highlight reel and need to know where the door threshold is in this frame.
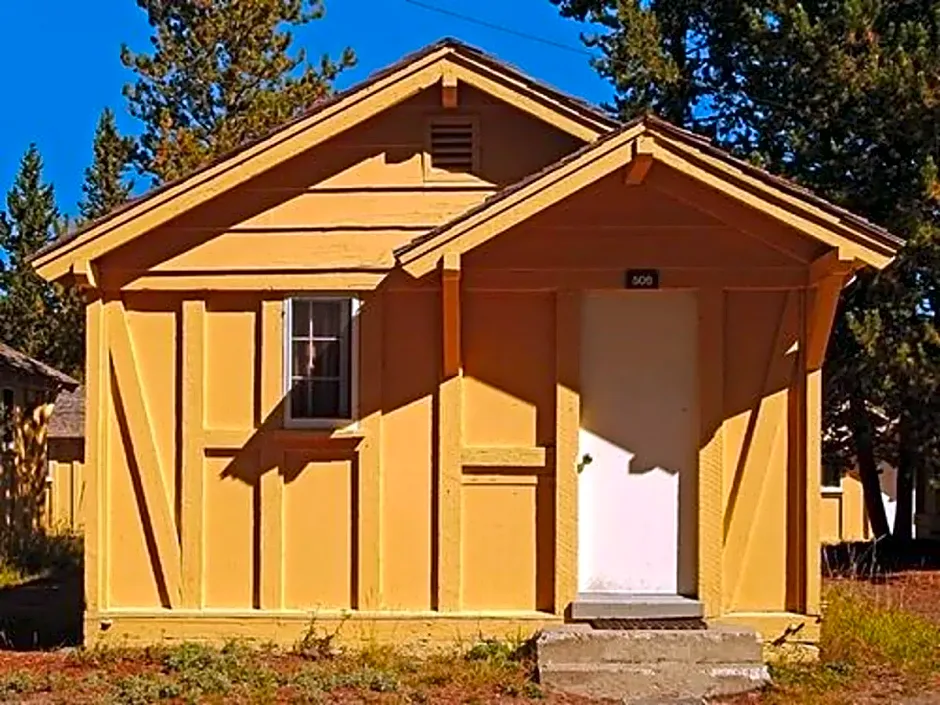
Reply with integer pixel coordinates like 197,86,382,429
571,592,704,621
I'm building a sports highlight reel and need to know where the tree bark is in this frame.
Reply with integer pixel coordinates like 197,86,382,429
849,390,891,538
894,410,915,542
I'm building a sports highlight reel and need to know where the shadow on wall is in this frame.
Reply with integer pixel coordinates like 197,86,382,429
98,84,574,286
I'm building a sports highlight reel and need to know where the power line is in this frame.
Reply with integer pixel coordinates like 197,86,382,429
403,0,594,57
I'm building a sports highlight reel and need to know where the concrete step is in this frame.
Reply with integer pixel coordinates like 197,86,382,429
538,627,763,665
538,661,770,702
571,593,704,621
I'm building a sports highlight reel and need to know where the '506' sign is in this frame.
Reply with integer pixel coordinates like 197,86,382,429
624,269,660,289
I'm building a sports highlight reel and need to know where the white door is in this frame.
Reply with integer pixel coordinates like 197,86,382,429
577,291,698,595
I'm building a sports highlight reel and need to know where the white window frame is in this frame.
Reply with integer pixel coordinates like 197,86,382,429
283,295,361,430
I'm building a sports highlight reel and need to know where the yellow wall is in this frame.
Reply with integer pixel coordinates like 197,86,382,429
820,474,871,544
99,85,582,291
78,90,832,646
45,439,85,531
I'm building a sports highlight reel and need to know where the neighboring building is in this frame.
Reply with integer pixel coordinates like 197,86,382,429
32,39,900,647
46,385,86,531
0,343,79,535
820,466,911,544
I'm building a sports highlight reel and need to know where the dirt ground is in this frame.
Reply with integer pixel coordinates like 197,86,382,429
1,567,940,703
0,646,610,704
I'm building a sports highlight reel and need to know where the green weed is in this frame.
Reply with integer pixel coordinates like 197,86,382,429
822,583,940,674
109,673,181,705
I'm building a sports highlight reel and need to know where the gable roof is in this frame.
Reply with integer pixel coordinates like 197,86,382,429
49,385,85,438
32,38,618,284
397,114,903,276
0,343,79,390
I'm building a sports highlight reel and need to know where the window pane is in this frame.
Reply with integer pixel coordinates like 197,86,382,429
291,299,311,338
289,379,313,419
310,301,341,336
313,340,340,378
311,380,341,418
290,380,346,419
292,340,315,378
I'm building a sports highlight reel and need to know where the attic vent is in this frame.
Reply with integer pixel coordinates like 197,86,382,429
429,119,476,173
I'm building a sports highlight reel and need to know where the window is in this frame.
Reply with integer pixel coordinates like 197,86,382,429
425,116,478,180
1,389,12,448
286,297,358,425
822,464,844,490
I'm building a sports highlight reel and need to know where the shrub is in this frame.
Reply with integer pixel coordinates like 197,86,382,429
0,527,82,582
110,674,181,704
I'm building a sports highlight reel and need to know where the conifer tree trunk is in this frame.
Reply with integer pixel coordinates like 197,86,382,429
850,390,891,539
894,410,915,543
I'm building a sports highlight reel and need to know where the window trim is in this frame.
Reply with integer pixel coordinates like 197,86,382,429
283,295,361,430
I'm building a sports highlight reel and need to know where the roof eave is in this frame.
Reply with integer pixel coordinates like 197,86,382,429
397,118,902,277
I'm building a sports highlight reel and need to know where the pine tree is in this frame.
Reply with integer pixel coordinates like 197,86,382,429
0,147,83,378
121,0,355,183
79,108,135,221
551,0,752,131
555,0,940,539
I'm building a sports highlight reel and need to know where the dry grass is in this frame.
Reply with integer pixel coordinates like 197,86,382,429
740,576,940,704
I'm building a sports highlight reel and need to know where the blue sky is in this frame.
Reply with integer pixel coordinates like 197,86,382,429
0,0,611,217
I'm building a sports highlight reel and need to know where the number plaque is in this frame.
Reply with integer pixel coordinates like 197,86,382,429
625,269,660,289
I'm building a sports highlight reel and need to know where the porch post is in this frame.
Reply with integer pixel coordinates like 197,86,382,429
697,289,725,617
436,253,462,611
801,273,843,615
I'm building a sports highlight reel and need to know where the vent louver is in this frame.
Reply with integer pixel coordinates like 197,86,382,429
429,120,475,173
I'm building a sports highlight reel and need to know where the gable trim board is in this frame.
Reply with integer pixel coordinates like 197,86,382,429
396,115,901,278
32,39,617,284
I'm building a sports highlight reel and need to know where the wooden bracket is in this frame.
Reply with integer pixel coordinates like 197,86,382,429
806,273,845,370
70,260,98,290
624,135,656,185
809,249,854,284
441,66,458,109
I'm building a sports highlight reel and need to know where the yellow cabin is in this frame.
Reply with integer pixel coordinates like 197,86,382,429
33,39,900,647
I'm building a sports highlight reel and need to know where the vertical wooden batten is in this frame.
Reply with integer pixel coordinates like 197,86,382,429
181,299,206,609
259,299,285,610
441,66,459,109
437,254,462,611
84,296,108,614
554,291,580,615
358,292,384,609
697,289,725,617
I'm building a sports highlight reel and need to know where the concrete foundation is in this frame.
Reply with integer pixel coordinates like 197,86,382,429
537,625,770,702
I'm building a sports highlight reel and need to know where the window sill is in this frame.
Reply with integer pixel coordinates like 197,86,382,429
273,427,366,447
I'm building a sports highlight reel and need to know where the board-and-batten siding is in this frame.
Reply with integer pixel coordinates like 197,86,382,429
91,84,588,616
101,85,583,285
45,439,85,531
79,74,836,646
